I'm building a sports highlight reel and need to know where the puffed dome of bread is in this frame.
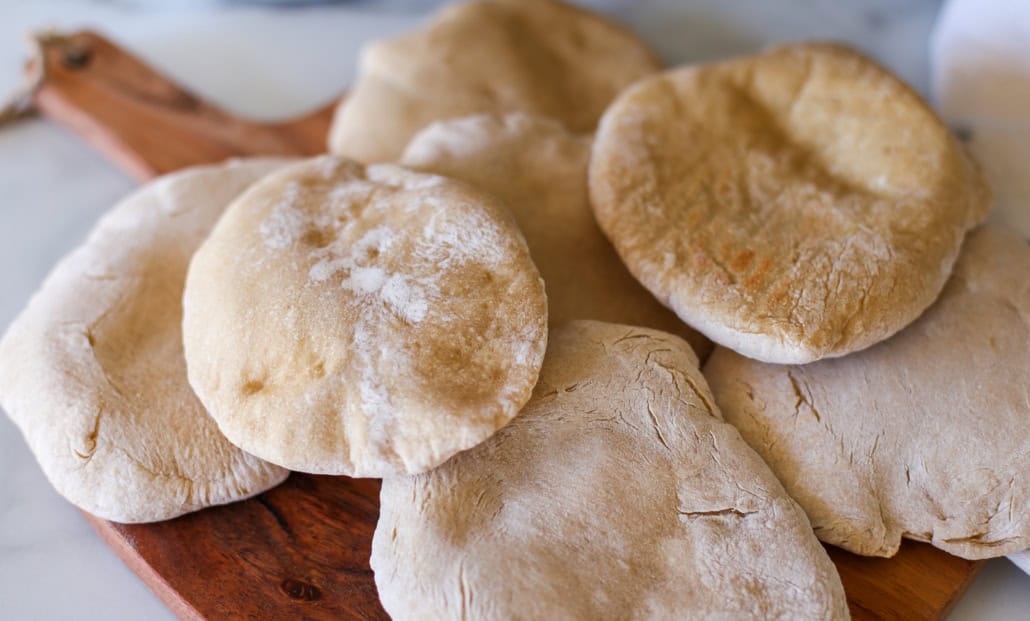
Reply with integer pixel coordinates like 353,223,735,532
401,113,709,358
705,226,1030,559
589,42,991,364
0,160,291,523
373,320,848,620
182,156,547,478
328,0,660,163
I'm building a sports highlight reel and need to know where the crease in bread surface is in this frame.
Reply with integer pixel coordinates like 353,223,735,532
373,320,849,620
705,226,1030,559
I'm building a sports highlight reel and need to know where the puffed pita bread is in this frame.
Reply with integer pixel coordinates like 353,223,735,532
183,156,547,478
0,160,290,524
328,0,660,163
590,42,991,364
401,113,710,358
373,320,849,620
705,226,1030,559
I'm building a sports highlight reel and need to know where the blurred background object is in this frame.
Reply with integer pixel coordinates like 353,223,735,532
0,0,944,122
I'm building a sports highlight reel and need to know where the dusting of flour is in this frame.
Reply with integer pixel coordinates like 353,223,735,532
377,276,429,323
258,172,516,330
258,182,305,249
350,322,400,464
342,267,388,293
417,206,508,268
308,226,434,325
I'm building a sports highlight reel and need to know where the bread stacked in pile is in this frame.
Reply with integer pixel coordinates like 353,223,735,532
1,1,1026,619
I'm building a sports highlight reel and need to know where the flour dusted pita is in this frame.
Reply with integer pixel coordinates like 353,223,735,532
183,156,547,478
374,320,848,620
705,226,1030,559
328,0,660,163
401,113,710,358
0,160,290,524
590,42,991,364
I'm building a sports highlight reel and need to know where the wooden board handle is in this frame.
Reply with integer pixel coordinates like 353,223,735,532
30,31,338,181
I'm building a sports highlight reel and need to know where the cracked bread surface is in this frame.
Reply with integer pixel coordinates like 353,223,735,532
373,320,848,620
705,226,1030,559
0,160,290,523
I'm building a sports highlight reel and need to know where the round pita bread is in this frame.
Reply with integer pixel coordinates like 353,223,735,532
327,0,660,163
183,156,547,477
705,226,1030,559
401,113,710,358
373,320,848,620
0,160,290,524
590,42,991,364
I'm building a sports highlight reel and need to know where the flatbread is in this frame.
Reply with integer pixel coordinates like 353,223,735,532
327,0,660,163
182,156,547,477
401,113,710,358
373,320,848,620
590,42,991,364
704,226,1030,559
0,160,290,524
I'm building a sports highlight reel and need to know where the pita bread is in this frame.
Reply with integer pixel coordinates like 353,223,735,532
0,160,290,524
327,0,660,163
182,156,547,477
401,113,710,358
590,42,991,364
373,320,848,620
705,226,1030,559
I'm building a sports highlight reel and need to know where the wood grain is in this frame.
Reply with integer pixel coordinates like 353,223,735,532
31,31,336,181
32,30,986,621
826,542,983,620
85,475,387,621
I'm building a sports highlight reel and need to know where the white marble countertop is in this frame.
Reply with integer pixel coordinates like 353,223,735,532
0,1,1026,619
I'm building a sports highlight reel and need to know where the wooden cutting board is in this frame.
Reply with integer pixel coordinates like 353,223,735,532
28,31,985,620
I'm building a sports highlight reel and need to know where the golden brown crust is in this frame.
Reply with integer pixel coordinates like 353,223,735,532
590,42,991,363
